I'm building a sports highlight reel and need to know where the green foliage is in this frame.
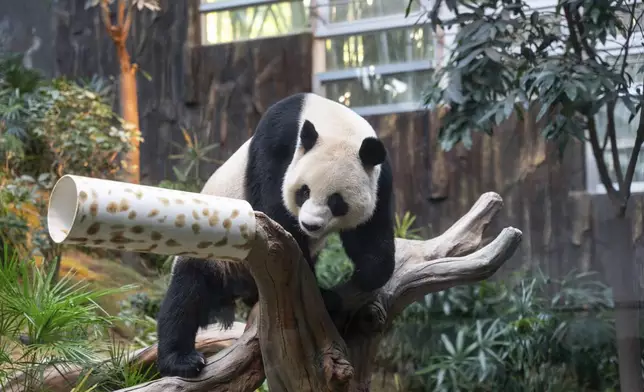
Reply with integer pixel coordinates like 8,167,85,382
394,211,424,240
414,0,643,188
315,211,424,289
158,126,223,193
255,380,270,392
85,340,160,391
0,248,135,391
284,212,634,391
0,246,163,391
0,53,137,264
379,268,631,391
117,285,169,348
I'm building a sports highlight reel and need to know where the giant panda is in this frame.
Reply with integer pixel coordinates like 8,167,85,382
156,92,396,378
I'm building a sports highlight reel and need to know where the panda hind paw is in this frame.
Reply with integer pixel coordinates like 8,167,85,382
158,350,206,378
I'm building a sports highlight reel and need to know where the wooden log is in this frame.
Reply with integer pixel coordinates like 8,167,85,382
114,192,521,392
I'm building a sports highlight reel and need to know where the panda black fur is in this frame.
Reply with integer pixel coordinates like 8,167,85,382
156,92,396,378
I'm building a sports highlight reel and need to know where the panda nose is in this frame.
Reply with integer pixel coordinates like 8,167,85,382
302,222,322,232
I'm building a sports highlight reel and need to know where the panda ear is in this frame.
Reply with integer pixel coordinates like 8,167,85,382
300,120,318,152
359,137,386,167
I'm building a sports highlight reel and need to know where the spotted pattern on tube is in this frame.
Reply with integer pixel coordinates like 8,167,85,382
47,175,256,262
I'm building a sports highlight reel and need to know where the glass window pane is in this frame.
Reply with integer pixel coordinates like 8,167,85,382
324,25,435,70
328,0,420,23
321,69,433,108
603,146,644,183
617,2,644,27
201,1,310,45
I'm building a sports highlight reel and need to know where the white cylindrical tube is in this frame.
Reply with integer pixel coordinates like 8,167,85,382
47,174,256,262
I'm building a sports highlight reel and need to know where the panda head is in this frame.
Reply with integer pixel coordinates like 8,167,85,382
282,118,387,239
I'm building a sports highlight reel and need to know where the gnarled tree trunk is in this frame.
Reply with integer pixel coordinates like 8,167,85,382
109,192,521,392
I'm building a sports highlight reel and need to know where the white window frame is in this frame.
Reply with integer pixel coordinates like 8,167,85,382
310,0,455,116
199,0,287,13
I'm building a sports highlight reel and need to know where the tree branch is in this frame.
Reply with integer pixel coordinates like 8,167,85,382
117,0,125,28
122,1,134,40
623,101,644,203
587,106,622,205
390,227,521,315
100,0,114,34
607,99,625,188
108,192,520,392
117,322,264,392
3,323,247,392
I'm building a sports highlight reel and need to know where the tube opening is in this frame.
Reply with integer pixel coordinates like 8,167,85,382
47,175,80,243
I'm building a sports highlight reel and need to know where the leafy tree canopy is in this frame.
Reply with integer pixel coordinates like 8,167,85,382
412,0,643,209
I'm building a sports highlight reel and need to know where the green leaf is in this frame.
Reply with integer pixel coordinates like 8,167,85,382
565,84,577,101
457,48,484,69
530,11,539,25
620,95,637,114
437,368,446,386
441,334,456,355
484,48,502,63
139,68,153,82
628,103,642,124
503,95,515,118
456,328,465,351
536,101,551,122
405,0,413,17
446,81,465,104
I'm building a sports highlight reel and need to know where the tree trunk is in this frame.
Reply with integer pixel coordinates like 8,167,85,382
116,42,140,184
106,192,520,392
596,208,643,392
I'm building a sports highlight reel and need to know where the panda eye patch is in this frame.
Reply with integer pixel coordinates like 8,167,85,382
327,193,348,217
295,185,310,207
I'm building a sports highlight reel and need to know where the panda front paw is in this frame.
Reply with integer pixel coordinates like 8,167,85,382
157,350,206,378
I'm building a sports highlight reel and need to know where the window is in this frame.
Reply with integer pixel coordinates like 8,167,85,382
586,51,644,194
616,1,644,29
199,0,312,45
198,0,445,115
312,0,445,115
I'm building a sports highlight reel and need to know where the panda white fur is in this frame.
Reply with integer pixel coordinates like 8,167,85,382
156,92,396,378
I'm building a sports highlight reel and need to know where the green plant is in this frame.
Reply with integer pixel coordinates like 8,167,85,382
315,211,422,290
84,339,159,391
394,211,424,240
256,380,270,391
168,127,223,184
0,248,135,391
117,291,164,348
0,57,137,271
157,127,222,194
376,268,627,392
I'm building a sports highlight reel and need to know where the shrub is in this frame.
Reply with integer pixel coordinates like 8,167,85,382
379,268,627,392
0,53,139,269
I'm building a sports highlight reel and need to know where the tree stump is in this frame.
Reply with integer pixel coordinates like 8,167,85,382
113,192,522,392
